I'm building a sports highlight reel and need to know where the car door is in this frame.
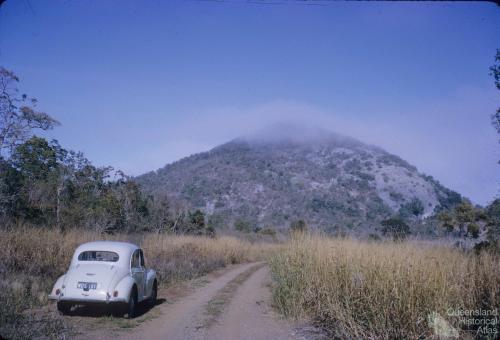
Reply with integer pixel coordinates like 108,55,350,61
131,250,145,300
139,250,148,297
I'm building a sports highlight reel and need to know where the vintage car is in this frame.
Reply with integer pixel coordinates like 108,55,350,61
49,241,157,318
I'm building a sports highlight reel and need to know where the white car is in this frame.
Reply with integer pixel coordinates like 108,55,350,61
49,241,157,318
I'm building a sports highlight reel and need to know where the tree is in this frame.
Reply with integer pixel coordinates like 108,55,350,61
454,201,475,236
490,49,500,141
437,211,455,232
381,217,410,241
147,193,172,233
485,199,500,244
0,157,23,221
176,209,214,236
112,171,150,232
10,137,61,224
189,210,205,233
0,67,59,158
467,222,480,239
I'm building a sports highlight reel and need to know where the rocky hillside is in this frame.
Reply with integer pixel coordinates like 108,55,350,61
137,125,461,233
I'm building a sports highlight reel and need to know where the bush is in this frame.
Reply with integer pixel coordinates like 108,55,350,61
467,222,480,239
260,227,277,238
381,217,410,240
234,219,252,233
399,198,424,218
290,219,307,233
473,240,499,254
438,211,455,232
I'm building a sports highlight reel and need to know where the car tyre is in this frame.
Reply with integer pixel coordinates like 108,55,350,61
57,301,72,315
149,280,157,307
126,289,137,319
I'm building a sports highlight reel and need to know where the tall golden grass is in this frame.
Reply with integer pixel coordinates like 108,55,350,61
0,227,277,339
269,233,499,338
142,234,278,283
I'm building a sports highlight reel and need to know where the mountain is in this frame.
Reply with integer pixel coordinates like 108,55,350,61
136,124,461,234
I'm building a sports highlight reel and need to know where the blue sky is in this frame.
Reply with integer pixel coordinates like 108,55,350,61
0,0,499,205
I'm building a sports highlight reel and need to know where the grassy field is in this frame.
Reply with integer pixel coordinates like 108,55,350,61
2,227,498,339
269,233,499,339
0,227,276,339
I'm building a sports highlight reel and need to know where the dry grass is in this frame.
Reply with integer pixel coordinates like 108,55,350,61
269,233,499,339
142,234,277,284
0,227,278,339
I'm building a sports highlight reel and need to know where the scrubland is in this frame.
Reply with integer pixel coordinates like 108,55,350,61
269,233,499,338
0,227,275,339
1,227,498,339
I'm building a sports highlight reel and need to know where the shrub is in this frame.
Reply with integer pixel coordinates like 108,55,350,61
474,240,499,254
467,222,480,239
399,198,424,218
234,219,252,233
260,227,277,237
290,219,308,233
438,211,455,232
381,217,410,240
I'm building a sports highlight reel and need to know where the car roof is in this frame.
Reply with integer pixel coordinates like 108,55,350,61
76,241,139,253
71,241,140,266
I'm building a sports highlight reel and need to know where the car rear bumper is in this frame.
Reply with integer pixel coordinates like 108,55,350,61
49,294,127,304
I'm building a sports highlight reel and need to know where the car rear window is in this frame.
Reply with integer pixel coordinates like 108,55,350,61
78,251,119,262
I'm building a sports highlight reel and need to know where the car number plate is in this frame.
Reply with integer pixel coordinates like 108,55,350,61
77,282,97,291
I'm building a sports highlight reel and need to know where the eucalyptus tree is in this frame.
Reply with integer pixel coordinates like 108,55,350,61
0,67,59,159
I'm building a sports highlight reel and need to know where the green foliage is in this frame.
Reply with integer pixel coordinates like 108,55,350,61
381,217,410,240
0,67,206,235
473,240,499,254
455,201,475,224
467,222,480,239
435,199,496,240
234,219,252,233
399,198,424,218
437,211,455,232
177,209,215,237
0,136,156,233
485,199,500,243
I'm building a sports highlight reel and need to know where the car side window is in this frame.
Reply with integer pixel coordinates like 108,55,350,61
131,250,140,269
139,250,145,268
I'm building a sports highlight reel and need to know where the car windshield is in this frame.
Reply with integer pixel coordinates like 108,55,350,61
78,251,119,262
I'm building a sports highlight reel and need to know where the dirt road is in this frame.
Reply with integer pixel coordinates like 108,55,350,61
118,262,299,340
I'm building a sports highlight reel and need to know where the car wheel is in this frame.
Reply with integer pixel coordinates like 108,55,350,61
149,280,157,307
57,301,71,315
126,289,137,319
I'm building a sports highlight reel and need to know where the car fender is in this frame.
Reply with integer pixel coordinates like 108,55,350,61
145,269,157,298
48,274,66,300
112,275,137,303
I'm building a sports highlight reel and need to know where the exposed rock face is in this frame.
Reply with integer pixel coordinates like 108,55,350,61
137,124,460,233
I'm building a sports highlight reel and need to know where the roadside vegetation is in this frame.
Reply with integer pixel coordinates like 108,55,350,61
0,226,276,339
269,232,499,339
